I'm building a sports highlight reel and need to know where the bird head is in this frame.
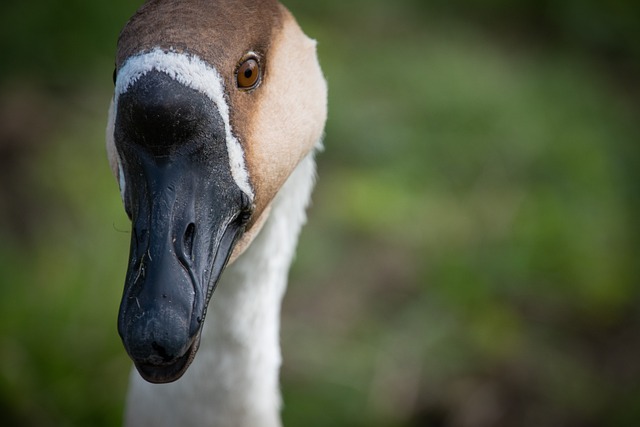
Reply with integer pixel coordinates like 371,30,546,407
106,0,327,384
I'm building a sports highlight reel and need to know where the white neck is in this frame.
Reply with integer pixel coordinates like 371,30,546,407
124,151,317,427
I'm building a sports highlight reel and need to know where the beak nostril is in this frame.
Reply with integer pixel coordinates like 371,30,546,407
183,223,195,262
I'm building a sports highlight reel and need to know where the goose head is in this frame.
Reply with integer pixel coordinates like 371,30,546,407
106,0,327,384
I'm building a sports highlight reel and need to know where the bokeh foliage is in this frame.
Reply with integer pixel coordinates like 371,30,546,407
1,1,638,426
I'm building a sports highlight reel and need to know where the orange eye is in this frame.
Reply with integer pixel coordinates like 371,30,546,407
237,58,260,90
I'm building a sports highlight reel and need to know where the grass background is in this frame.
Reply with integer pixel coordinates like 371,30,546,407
0,1,638,426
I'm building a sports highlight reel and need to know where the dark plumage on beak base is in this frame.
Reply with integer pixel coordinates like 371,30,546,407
114,71,252,383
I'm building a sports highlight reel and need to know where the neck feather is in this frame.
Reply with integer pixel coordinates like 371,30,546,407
124,151,317,427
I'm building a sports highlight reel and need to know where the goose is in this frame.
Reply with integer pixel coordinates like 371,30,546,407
105,1,327,425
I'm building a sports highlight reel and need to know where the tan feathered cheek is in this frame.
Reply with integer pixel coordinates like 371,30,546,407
236,56,261,90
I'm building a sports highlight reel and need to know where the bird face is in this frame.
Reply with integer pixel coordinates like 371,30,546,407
106,0,327,383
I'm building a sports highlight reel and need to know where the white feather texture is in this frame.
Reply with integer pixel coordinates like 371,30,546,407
112,48,254,200
124,149,318,427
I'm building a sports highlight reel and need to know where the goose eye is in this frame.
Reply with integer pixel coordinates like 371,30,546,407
237,58,260,90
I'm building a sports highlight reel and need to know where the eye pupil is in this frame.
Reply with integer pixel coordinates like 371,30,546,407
244,68,253,79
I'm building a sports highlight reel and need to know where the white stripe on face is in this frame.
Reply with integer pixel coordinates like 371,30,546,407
111,48,254,201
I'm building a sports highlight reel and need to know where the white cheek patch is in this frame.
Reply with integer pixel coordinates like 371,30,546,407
110,48,254,201
118,162,126,202
106,97,127,203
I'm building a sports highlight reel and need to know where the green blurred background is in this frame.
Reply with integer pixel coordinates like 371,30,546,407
1,1,638,426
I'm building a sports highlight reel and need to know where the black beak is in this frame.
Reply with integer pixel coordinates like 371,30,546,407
114,71,252,383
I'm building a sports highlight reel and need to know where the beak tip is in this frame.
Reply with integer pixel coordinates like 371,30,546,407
130,331,201,384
